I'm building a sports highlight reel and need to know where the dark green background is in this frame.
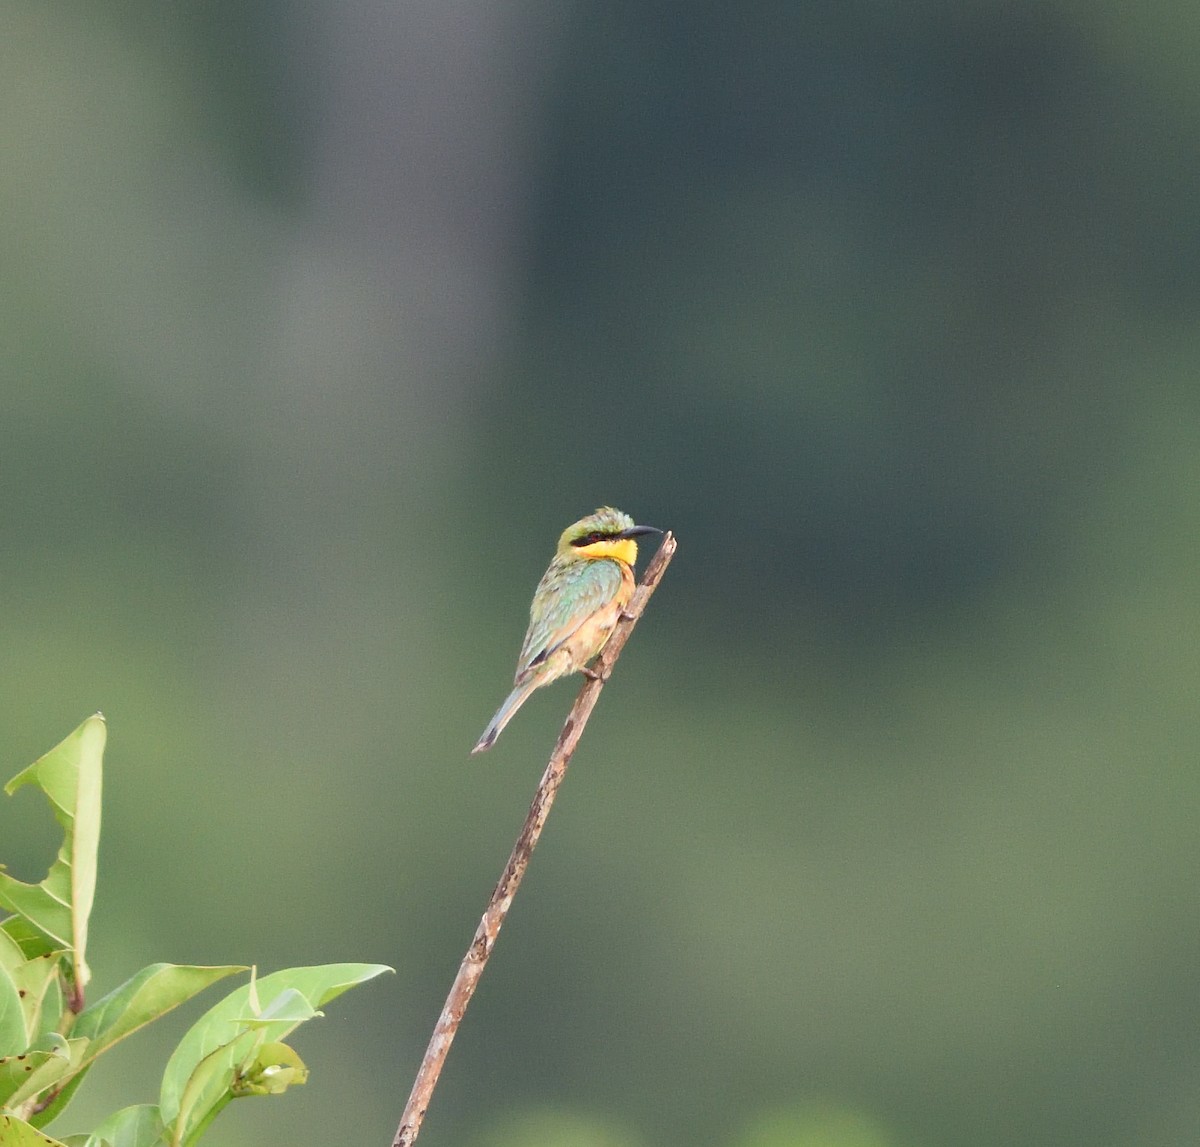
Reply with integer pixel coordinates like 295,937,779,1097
3,3,1198,1145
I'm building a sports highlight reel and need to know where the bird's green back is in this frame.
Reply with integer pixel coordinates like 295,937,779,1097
515,557,625,683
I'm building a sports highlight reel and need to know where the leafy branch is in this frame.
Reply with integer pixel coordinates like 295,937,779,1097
0,715,391,1147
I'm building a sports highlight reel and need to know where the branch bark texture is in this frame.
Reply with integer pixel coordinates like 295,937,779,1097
391,531,678,1147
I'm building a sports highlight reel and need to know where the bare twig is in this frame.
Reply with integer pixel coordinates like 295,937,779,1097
391,531,678,1147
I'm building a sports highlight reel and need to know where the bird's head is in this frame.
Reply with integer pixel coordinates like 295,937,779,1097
556,507,662,566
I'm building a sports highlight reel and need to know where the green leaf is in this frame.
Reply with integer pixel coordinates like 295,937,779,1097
17,964,238,1131
0,932,68,1050
34,984,62,1050
0,1045,62,1110
158,963,391,1131
239,989,318,1027
0,921,55,964
60,1104,166,1147
168,1030,261,1147
0,1034,88,1110
0,931,26,981
0,1047,41,1108
0,963,27,1056
12,961,65,1053
229,1042,307,1097
24,1066,89,1131
0,716,106,997
0,1111,72,1147
0,881,70,959
72,965,246,1065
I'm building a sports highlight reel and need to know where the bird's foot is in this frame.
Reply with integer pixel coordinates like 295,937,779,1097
581,664,609,684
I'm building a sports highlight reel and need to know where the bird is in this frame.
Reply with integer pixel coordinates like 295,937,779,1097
471,507,662,754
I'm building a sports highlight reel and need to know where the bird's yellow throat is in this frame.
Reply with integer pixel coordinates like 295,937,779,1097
572,537,638,565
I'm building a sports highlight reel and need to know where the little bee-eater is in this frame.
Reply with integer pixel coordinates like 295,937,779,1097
472,507,662,754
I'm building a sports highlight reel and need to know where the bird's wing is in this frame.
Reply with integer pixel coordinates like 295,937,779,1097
514,560,624,681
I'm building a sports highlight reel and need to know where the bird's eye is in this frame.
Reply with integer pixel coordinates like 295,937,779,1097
571,531,609,547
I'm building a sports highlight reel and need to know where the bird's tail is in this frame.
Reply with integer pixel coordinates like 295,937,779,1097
471,678,540,755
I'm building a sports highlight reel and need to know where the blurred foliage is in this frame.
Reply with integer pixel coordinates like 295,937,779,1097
470,1109,643,1147
2,1,1199,1146
733,1107,897,1147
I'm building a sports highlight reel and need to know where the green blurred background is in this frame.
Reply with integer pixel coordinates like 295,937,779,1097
3,2,1199,1145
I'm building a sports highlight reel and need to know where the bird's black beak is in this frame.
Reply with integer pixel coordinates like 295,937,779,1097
617,525,664,539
